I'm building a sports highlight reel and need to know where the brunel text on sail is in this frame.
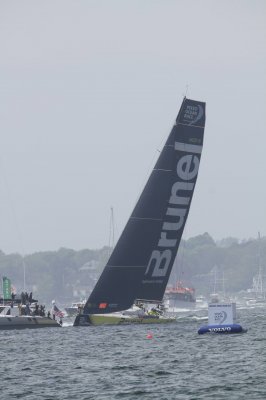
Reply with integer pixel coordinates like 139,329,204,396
145,141,202,279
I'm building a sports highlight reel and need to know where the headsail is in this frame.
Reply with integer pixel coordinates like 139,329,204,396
83,98,206,314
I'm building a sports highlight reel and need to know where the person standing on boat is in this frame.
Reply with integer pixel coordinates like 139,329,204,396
25,303,31,316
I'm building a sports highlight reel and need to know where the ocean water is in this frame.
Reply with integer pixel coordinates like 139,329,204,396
1,306,265,400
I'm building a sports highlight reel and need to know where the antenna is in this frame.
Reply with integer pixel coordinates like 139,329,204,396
183,84,189,98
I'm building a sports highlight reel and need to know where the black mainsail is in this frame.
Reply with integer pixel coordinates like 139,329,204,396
79,98,206,316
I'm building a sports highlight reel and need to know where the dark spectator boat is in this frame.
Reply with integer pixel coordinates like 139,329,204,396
0,293,61,330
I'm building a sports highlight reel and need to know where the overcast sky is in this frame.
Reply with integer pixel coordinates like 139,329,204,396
0,0,265,254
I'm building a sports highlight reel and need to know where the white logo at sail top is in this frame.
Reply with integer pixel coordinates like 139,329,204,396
183,104,204,126
145,141,202,278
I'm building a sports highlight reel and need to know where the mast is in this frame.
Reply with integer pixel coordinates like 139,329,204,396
23,259,26,291
108,206,115,255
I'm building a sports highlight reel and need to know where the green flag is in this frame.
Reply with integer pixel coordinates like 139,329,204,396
3,276,11,300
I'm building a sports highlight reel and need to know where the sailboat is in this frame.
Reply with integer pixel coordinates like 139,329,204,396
246,233,266,306
245,267,266,306
244,232,266,307
74,97,206,326
209,266,230,304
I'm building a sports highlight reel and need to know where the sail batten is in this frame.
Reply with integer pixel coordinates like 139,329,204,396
153,170,172,173
107,265,146,269
177,122,204,128
130,217,163,221
83,97,206,314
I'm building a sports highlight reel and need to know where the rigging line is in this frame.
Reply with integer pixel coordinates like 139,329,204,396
130,122,175,212
0,157,27,290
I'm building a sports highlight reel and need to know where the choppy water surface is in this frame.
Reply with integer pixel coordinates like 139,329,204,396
1,306,266,400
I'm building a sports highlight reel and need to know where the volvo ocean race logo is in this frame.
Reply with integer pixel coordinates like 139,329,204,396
183,104,204,126
215,311,228,324
145,140,202,278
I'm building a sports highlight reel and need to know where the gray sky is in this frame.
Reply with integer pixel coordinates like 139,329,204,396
0,0,265,254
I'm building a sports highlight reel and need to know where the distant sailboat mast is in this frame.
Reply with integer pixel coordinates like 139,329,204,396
257,232,263,294
253,232,264,296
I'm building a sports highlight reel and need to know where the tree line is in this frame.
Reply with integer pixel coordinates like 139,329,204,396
0,233,265,305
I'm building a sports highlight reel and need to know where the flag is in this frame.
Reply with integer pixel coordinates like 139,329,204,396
2,277,11,300
52,304,65,318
